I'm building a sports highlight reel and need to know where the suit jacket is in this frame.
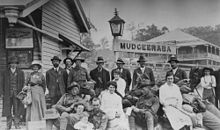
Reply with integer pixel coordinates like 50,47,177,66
214,70,220,100
132,67,155,90
46,67,68,98
90,67,110,90
111,68,132,92
2,68,25,117
167,68,187,84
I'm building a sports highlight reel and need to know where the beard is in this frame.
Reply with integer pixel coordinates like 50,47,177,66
53,63,59,68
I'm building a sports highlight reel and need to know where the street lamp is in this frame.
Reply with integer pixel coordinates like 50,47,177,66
109,8,125,37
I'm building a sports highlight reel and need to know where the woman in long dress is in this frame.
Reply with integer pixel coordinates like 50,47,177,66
159,71,192,130
24,60,46,121
99,81,129,130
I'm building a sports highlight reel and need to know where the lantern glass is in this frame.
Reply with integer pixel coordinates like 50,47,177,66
111,23,121,34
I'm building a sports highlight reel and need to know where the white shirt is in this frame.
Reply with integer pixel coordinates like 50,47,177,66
172,67,178,75
113,77,126,97
10,68,16,73
140,66,145,74
201,75,216,89
159,82,183,108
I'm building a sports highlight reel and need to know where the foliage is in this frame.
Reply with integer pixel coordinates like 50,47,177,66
80,33,95,59
99,37,109,49
126,23,169,41
182,24,220,45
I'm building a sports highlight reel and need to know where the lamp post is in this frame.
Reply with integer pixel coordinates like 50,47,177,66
108,8,125,60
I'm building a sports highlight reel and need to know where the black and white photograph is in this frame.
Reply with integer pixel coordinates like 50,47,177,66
1,0,220,130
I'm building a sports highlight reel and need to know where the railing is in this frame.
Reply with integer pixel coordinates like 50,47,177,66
178,53,220,61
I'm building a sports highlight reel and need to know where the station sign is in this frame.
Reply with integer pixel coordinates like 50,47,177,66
114,39,176,54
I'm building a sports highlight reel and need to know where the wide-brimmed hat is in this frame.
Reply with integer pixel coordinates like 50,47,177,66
73,56,85,62
67,82,80,91
137,55,146,63
115,58,125,64
168,55,179,63
51,56,61,62
63,57,73,64
30,60,42,69
96,56,105,64
8,57,19,64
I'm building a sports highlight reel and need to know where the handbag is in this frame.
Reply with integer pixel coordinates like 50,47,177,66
21,89,32,105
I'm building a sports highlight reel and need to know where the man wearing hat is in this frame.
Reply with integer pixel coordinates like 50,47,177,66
46,56,68,105
111,58,132,93
132,56,155,90
63,57,73,75
2,56,25,129
167,55,187,84
90,56,110,96
68,56,93,95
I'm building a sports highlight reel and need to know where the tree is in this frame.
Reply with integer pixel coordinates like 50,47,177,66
100,37,109,49
134,24,169,41
80,33,95,59
182,24,220,45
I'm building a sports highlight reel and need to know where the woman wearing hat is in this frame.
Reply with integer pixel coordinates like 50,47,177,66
24,60,46,121
200,67,216,104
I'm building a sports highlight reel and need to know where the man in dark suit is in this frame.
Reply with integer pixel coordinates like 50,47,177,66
63,57,73,75
132,56,155,90
46,56,68,105
2,57,25,129
111,58,132,93
90,57,110,96
166,55,187,84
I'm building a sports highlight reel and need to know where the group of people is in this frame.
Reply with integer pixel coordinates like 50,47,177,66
2,54,220,130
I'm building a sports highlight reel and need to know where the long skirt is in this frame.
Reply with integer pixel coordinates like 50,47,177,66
26,85,46,121
163,106,192,130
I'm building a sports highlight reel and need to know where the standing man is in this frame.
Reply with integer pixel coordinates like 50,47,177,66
63,57,73,75
166,55,187,84
111,58,132,93
2,57,25,129
132,56,155,90
68,56,94,96
90,57,110,96
46,56,68,105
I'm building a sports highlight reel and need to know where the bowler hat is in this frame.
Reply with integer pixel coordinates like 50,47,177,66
51,56,61,62
115,58,125,64
168,55,179,63
8,57,19,64
73,56,85,62
63,57,73,64
30,60,42,69
96,56,105,63
137,55,146,62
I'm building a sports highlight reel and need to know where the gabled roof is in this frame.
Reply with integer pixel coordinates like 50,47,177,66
0,0,90,33
147,29,219,48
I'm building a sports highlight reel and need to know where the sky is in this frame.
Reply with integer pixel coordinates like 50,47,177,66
81,0,220,46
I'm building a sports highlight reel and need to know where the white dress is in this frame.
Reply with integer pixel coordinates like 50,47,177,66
113,77,126,97
159,83,192,130
99,91,129,130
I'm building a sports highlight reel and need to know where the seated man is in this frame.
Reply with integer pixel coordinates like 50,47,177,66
129,88,160,130
46,82,83,130
88,98,108,130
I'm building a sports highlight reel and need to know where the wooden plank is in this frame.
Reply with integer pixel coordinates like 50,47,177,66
42,18,80,42
42,10,80,35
